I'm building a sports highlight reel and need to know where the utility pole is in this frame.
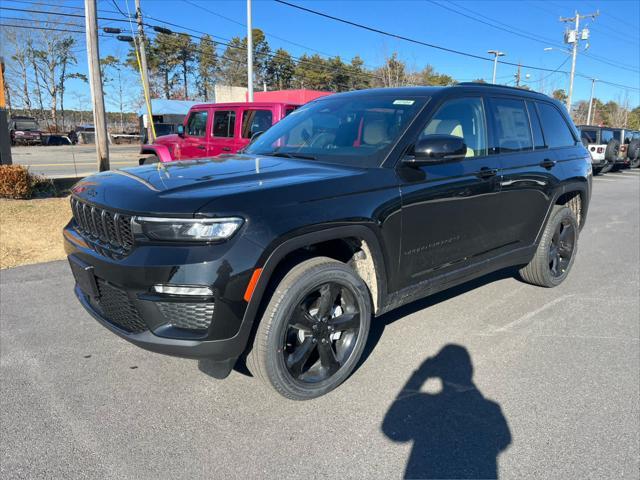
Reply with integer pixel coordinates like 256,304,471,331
84,0,109,171
560,9,599,112
0,57,12,165
488,50,505,84
246,0,254,101
587,78,597,125
135,0,154,143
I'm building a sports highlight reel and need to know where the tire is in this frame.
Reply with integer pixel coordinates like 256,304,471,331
628,140,640,168
604,139,620,162
600,161,613,174
247,256,372,400
142,155,159,165
592,166,603,175
519,205,579,288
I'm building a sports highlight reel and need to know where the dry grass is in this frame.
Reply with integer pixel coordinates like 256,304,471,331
0,197,71,269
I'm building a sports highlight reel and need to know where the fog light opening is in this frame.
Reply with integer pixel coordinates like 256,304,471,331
153,285,213,296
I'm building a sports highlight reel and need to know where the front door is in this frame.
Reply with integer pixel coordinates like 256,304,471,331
397,96,503,289
178,108,209,159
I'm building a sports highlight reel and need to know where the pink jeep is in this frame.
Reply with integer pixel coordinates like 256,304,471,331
140,102,302,164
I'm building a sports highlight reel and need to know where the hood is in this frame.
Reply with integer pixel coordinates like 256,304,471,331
154,134,180,145
70,154,365,216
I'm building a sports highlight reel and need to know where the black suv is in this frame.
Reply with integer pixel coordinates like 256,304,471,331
64,84,591,400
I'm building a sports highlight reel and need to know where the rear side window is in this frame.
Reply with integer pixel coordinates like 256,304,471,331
601,129,615,143
526,101,545,149
580,129,597,144
536,103,576,148
489,98,532,153
212,110,236,138
241,109,273,138
285,106,298,116
185,110,208,137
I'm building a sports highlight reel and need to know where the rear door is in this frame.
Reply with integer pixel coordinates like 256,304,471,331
179,108,209,158
237,107,275,151
209,108,238,156
486,96,560,249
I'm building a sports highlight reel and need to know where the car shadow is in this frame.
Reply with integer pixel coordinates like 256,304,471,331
382,344,512,479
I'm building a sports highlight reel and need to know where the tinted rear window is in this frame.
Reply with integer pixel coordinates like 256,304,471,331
212,110,236,138
536,103,575,148
601,129,615,143
580,129,597,144
489,98,532,153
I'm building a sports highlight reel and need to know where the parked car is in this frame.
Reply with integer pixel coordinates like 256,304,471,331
9,116,43,146
576,125,624,174
64,84,591,400
622,129,640,168
139,102,304,165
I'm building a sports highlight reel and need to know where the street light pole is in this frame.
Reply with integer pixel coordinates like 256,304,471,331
587,78,597,125
488,50,505,84
246,0,254,101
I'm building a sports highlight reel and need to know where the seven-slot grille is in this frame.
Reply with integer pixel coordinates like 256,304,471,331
71,197,134,252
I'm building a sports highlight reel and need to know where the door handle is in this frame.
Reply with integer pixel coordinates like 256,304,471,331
197,145,206,150
476,167,498,179
540,159,556,169
222,147,231,152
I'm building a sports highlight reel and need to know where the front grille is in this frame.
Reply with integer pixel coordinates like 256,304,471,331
157,302,214,331
71,197,134,253
95,279,147,333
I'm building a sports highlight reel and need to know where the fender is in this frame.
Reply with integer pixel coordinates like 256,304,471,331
138,143,173,165
242,224,389,330
534,178,590,244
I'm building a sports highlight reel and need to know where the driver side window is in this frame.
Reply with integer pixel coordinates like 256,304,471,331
418,97,488,158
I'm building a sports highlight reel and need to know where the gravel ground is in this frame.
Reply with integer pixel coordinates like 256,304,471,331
1,169,638,479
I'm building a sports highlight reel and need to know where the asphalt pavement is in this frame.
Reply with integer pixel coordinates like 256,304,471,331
10,144,140,178
1,170,639,479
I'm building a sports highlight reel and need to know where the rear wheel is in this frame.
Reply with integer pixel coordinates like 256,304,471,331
142,155,159,165
519,205,578,287
247,257,371,400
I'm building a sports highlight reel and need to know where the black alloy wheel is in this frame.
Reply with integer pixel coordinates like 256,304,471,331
548,218,576,278
283,282,361,383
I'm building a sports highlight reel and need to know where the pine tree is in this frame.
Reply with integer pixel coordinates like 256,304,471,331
198,35,218,101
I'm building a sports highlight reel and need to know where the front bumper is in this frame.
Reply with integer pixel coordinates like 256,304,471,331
64,223,261,376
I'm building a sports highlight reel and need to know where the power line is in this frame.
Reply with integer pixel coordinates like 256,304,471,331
427,0,639,74
0,15,84,29
0,6,132,24
0,22,86,35
274,0,640,92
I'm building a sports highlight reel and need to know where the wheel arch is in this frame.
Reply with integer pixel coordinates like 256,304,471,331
535,180,590,244
242,225,389,330
139,143,172,165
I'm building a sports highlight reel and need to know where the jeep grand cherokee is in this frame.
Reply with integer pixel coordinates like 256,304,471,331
64,84,591,400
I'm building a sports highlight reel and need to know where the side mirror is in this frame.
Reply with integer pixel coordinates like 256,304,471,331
177,125,185,137
403,134,467,166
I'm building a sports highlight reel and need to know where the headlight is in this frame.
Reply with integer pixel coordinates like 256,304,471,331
132,216,243,242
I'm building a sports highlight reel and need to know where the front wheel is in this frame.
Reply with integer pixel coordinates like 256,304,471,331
519,205,579,287
247,257,372,400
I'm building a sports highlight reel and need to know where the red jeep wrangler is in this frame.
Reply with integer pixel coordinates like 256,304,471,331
140,102,302,164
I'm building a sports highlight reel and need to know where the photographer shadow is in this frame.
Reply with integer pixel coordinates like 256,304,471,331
382,344,511,479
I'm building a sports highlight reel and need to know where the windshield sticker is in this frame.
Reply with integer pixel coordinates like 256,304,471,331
393,99,415,105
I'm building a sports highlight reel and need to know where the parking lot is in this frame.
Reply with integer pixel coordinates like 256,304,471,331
1,170,638,479
11,144,140,178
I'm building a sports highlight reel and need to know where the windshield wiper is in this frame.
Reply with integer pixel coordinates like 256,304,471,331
258,151,317,160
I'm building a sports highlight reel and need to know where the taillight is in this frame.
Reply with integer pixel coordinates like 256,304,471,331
620,145,627,152
597,147,604,153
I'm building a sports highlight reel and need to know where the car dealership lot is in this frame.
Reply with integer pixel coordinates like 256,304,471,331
1,170,639,479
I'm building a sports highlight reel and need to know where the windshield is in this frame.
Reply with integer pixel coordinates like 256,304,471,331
15,121,39,131
245,95,428,167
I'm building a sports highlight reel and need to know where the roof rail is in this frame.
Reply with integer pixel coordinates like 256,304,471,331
456,82,543,94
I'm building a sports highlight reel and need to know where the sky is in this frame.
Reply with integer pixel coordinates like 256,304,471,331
1,0,639,110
